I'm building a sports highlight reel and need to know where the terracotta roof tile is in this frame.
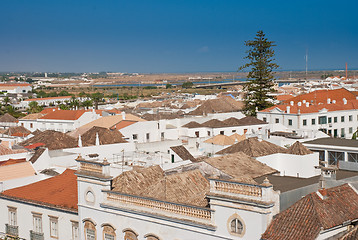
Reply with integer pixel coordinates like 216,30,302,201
0,158,26,166
0,113,18,123
201,119,228,128
262,184,358,240
1,169,78,211
170,145,196,161
39,109,86,120
0,161,36,181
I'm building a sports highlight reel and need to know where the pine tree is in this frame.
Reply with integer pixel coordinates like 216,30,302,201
239,30,279,116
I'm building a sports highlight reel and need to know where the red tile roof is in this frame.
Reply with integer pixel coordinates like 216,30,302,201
40,107,58,114
24,142,46,149
40,109,86,120
25,96,72,102
0,158,26,166
262,184,358,240
261,99,358,114
282,88,357,105
276,94,294,102
111,120,137,130
1,169,78,211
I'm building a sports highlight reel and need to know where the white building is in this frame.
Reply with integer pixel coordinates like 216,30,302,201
0,83,32,94
257,88,358,139
19,96,73,108
19,109,101,132
76,152,280,240
0,169,79,240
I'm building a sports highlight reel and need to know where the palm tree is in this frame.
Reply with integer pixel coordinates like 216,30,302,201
81,100,93,110
3,96,10,106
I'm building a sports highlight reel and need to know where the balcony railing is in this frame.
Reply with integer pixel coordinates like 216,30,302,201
30,230,44,240
5,224,18,237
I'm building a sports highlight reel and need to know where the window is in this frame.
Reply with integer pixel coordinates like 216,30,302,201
263,117,267,122
318,116,327,124
161,132,164,140
195,131,199,137
230,219,244,234
30,123,33,128
72,221,79,240
50,217,58,238
349,127,353,134
341,128,345,138
220,131,224,135
312,119,316,125
244,129,248,134
328,151,344,165
84,220,96,240
334,117,338,123
207,131,211,136
348,153,358,163
341,116,345,122
275,118,279,123
288,119,292,126
8,207,17,226
33,213,42,233
21,123,24,127
303,119,307,126
124,229,138,240
328,117,332,123
334,129,338,137
103,224,116,240
232,130,236,133
349,115,353,121
132,134,137,140
146,133,150,141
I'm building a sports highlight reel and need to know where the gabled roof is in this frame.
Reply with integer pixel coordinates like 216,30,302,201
4,126,31,137
19,130,78,150
0,158,26,166
0,144,27,156
189,96,244,115
1,169,78,212
39,110,86,120
229,133,246,142
262,184,358,240
287,141,313,155
216,137,287,157
182,121,203,128
20,113,45,120
204,134,235,146
223,116,267,126
170,145,196,161
201,119,228,128
0,113,18,123
81,126,127,146
303,137,358,148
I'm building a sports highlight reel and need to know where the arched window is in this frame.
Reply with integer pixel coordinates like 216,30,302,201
230,218,243,234
227,214,245,237
102,224,116,240
84,220,96,240
123,229,138,240
144,233,160,240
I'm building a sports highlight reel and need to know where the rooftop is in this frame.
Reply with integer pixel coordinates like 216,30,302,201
39,109,86,120
25,95,72,102
303,137,358,148
262,184,358,240
170,145,196,161
1,169,77,211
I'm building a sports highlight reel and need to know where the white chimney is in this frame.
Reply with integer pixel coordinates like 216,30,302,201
327,98,331,104
302,100,306,103
332,100,336,104
121,111,126,120
290,101,294,106
343,98,347,105
356,96,358,100
286,106,290,114
306,102,309,107
298,102,302,107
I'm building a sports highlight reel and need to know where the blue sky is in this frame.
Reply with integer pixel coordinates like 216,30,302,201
0,0,357,73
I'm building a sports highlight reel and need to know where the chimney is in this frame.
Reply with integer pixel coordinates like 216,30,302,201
290,101,294,106
122,111,126,120
332,100,336,104
327,98,331,104
286,106,290,114
343,98,347,105
306,102,309,107
298,102,302,107
302,100,306,103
